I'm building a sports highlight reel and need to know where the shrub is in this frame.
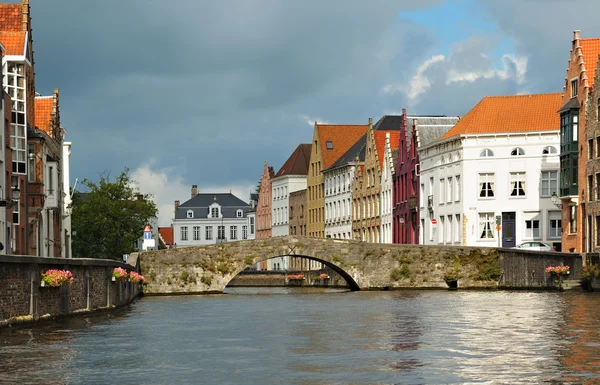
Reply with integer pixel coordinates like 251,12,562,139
200,275,212,286
582,265,600,280
180,271,189,282
244,256,255,265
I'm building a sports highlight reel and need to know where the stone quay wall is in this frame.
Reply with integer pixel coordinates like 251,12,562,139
227,267,349,288
0,255,141,328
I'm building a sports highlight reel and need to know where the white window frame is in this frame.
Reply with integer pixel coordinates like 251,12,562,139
242,225,248,240
479,173,495,198
447,177,453,203
211,207,219,218
193,226,200,241
180,226,188,241
525,219,540,239
205,226,213,240
478,213,494,239
230,226,237,240
540,171,558,197
510,172,526,197
187,210,194,219
439,178,445,205
455,175,461,202
237,209,243,218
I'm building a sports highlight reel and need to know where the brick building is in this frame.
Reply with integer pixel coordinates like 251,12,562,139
307,123,367,237
558,30,600,253
585,54,600,251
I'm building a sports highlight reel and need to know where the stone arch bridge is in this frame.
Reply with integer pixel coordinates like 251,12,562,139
137,236,582,294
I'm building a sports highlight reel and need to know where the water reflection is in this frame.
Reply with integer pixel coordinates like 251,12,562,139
1,291,599,384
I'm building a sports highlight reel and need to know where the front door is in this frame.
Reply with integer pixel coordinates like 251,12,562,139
502,212,516,248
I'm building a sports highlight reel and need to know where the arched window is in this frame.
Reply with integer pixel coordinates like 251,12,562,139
237,209,243,218
187,210,194,219
542,146,558,155
511,147,525,156
480,148,494,157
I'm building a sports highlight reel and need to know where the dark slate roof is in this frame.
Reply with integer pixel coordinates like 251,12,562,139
558,97,580,113
274,144,311,178
179,193,248,208
250,193,259,202
411,116,460,148
373,115,403,131
325,133,366,171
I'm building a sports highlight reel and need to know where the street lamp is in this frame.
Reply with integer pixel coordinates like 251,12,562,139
551,192,562,209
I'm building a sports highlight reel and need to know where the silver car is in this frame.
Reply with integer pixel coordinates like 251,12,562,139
514,241,555,251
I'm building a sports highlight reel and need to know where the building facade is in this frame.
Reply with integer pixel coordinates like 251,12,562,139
558,30,600,253
585,54,600,252
172,188,255,247
307,123,368,238
420,93,562,248
323,135,365,240
256,161,274,241
380,133,398,244
61,140,72,258
288,188,320,270
393,110,459,244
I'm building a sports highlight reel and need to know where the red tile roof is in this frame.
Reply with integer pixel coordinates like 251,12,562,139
0,4,22,32
581,38,600,89
0,31,25,55
274,144,311,178
34,96,53,134
159,227,174,246
317,124,369,169
374,131,400,169
442,93,562,140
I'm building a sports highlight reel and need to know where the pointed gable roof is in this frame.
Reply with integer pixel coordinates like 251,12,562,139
441,93,562,140
316,124,368,169
0,4,22,32
374,131,400,168
34,96,53,133
179,193,249,208
0,31,25,55
158,227,174,246
580,38,600,90
274,144,311,178
326,133,366,171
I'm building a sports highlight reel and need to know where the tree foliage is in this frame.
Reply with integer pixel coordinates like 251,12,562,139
72,168,158,260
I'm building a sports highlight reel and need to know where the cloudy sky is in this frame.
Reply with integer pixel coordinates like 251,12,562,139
24,0,600,225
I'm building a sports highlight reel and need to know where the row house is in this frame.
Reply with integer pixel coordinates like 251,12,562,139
420,93,562,248
323,133,366,240
172,186,256,247
352,118,400,242
393,110,460,244
380,132,398,244
288,188,319,270
256,161,274,241
559,31,600,253
0,0,72,257
586,55,600,251
269,143,311,270
306,123,367,237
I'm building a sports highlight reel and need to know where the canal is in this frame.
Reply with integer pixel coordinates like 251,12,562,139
1,288,599,384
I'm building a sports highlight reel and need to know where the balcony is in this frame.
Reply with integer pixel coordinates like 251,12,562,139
427,195,433,208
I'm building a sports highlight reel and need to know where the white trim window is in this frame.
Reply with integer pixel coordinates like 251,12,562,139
480,148,494,157
479,213,494,239
237,209,243,218
455,175,461,202
440,179,445,204
510,172,526,197
525,220,540,239
180,226,188,241
205,226,213,240
447,177,453,203
242,225,248,240
187,210,194,218
548,212,562,239
218,225,225,240
211,207,219,218
479,173,495,198
6,62,27,174
249,217,255,234
193,226,200,241
540,171,558,197
511,147,525,156
230,226,237,240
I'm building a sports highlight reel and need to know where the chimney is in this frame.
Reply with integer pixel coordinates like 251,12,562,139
574,30,581,41
191,185,198,198
174,200,180,215
251,200,255,209
21,0,29,32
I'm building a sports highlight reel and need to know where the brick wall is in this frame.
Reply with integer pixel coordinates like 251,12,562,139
0,255,141,328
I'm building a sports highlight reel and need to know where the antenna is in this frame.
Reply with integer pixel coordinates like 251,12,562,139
70,178,78,199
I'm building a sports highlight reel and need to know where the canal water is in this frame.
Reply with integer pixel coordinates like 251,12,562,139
1,288,600,384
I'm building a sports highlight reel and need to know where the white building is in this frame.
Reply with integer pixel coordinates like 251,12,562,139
269,144,310,270
419,93,563,248
324,137,364,240
380,132,397,244
61,141,72,257
172,186,256,247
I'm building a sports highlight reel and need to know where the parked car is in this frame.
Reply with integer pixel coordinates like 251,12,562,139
514,241,555,251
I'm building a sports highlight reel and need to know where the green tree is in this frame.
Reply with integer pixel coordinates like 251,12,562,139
72,168,158,260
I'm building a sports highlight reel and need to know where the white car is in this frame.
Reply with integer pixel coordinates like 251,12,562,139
514,241,555,251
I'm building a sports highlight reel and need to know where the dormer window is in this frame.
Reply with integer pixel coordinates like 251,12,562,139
237,209,243,218
187,210,194,219
542,146,557,155
211,207,219,218
511,147,525,156
479,149,494,157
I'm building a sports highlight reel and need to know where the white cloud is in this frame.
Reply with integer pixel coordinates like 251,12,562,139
298,114,329,126
130,161,256,227
382,54,446,99
446,53,527,85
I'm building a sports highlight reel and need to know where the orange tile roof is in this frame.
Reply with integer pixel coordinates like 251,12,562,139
159,227,174,246
317,124,368,169
442,93,562,140
0,31,24,55
374,131,400,169
580,38,600,89
0,4,22,32
34,96,53,134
